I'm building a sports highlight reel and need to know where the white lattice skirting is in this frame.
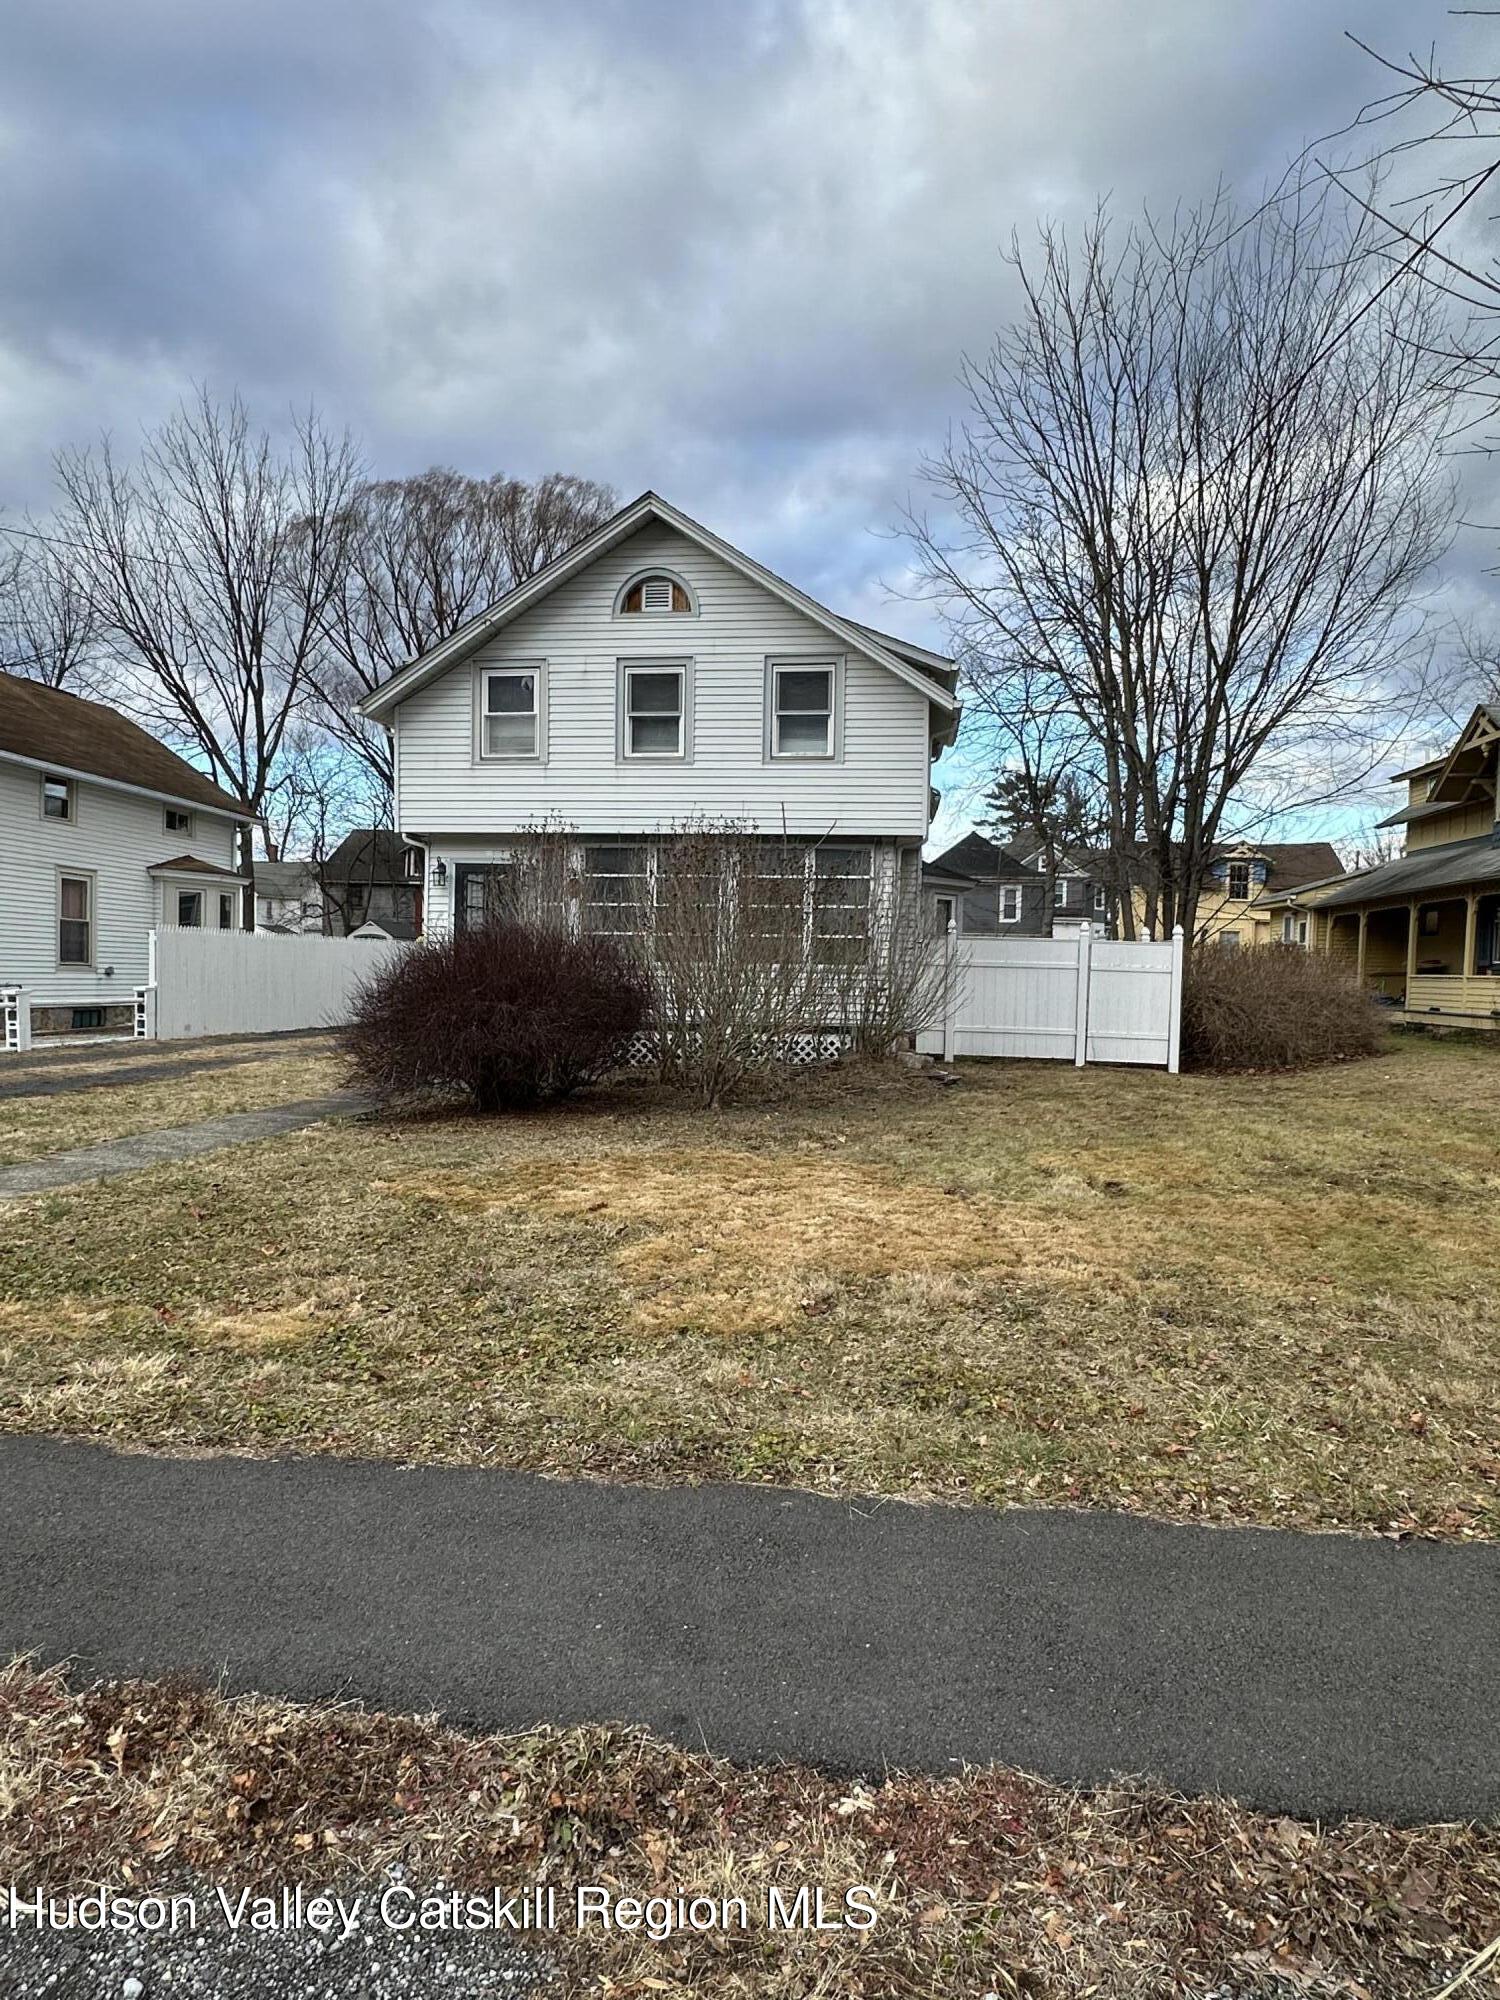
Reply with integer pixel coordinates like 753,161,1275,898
623,1028,851,1068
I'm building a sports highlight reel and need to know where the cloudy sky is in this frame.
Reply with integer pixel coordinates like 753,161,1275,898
1,0,1494,843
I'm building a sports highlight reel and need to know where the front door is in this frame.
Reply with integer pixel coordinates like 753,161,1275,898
454,864,515,933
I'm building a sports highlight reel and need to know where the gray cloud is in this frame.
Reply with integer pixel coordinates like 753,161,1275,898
0,0,1494,841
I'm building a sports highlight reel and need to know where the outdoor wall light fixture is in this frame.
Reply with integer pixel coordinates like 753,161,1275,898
433,858,447,888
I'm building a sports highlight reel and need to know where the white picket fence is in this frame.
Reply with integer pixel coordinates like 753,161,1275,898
139,929,408,1042
917,924,1183,1070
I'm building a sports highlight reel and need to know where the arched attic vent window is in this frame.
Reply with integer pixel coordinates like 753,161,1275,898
619,572,693,614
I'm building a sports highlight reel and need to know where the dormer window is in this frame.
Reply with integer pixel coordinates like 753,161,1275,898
1226,860,1252,901
619,573,692,615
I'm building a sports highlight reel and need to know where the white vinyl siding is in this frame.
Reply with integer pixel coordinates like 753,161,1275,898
394,522,933,837
0,760,239,1006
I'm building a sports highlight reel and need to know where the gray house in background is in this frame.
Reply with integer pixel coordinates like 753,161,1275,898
320,828,423,937
924,832,1114,937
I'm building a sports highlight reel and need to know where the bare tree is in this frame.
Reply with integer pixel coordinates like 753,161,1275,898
0,527,99,689
910,182,1461,947
311,469,617,792
260,724,377,864
55,388,360,914
971,652,1109,936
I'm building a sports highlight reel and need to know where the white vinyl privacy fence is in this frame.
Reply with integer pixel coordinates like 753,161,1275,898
140,930,408,1041
917,924,1183,1070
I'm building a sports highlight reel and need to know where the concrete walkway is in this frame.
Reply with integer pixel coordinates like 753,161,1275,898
3,1436,1496,1821
0,1032,334,1101
0,1094,361,1198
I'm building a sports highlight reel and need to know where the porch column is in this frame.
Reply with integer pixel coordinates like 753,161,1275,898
1406,897,1420,1000
1356,909,1368,983
1464,890,1480,977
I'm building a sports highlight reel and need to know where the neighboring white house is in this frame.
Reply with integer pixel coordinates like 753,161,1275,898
254,859,325,935
0,673,253,1039
359,491,959,940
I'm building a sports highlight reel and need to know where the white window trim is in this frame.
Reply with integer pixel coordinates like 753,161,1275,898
57,866,95,969
1093,883,1107,912
763,655,843,763
1000,883,1023,923
618,659,693,762
1225,862,1253,901
41,772,75,825
612,567,699,618
164,805,195,836
474,661,547,764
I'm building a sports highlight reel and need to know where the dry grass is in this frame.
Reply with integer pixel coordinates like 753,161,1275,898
0,1037,1497,1535
0,1045,344,1165
3,1658,1496,1999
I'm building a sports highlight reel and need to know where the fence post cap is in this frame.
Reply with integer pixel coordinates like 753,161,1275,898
1172,924,1184,937
946,918,957,935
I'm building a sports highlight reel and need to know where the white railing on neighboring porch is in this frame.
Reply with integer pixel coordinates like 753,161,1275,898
1,987,31,1053
918,923,1184,1071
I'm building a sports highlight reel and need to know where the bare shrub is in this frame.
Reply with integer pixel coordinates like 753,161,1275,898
647,823,829,1105
344,920,650,1113
1182,943,1387,1072
633,824,944,1101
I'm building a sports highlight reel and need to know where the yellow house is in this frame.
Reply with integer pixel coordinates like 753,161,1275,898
1131,841,1344,947
1302,705,1500,1029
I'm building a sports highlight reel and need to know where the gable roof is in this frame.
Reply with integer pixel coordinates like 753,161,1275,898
323,828,412,884
928,832,1012,879
255,859,322,899
357,492,959,726
0,673,252,817
1209,841,1344,891
1389,705,1500,786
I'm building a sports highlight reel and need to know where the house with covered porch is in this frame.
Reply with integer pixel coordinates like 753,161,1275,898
1308,705,1500,1029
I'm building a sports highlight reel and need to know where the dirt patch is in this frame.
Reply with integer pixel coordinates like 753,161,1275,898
390,1149,1120,1332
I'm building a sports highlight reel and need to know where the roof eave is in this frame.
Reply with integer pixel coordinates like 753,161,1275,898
359,492,959,722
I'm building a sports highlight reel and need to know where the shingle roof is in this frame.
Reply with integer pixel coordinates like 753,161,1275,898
148,854,251,878
1313,834,1500,909
928,833,1012,878
1211,841,1344,890
255,860,321,899
0,673,252,816
323,828,411,884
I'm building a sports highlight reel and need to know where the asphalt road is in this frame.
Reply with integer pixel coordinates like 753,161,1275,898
3,1436,1496,1821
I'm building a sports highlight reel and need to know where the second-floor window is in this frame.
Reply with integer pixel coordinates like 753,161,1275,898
1000,884,1022,922
623,665,685,757
1094,884,1107,912
165,806,194,835
1226,860,1252,900
481,667,541,759
771,665,834,757
42,774,73,821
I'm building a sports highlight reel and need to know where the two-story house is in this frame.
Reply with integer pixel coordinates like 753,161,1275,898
0,673,252,1042
1298,705,1500,1027
923,832,1113,936
1181,841,1345,948
360,493,960,949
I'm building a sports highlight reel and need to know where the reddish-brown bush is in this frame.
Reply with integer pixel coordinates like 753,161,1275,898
1182,941,1387,1072
343,921,650,1112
